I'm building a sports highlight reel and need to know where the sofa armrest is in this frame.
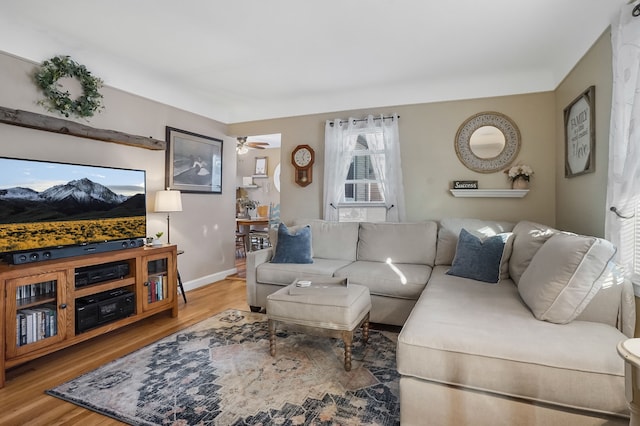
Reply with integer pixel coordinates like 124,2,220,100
246,247,273,307
621,277,636,338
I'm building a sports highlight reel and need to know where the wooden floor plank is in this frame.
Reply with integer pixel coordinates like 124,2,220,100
0,278,248,425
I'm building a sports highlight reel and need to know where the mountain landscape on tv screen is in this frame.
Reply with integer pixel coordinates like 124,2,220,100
0,178,145,224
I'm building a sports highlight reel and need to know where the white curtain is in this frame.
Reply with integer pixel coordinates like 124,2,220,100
323,114,405,222
324,118,358,221
605,4,640,277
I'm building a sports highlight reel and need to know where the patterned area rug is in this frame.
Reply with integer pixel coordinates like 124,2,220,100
47,309,400,425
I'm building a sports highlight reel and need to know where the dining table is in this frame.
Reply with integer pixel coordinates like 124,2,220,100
236,217,269,252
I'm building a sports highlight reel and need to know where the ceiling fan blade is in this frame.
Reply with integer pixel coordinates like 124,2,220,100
247,142,269,149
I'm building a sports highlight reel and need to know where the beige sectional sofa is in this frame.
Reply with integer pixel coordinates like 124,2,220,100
245,218,635,425
247,219,437,325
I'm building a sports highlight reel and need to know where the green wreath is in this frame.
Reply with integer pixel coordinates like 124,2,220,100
34,55,104,118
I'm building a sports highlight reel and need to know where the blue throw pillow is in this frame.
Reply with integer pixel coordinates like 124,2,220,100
270,223,313,264
446,228,506,283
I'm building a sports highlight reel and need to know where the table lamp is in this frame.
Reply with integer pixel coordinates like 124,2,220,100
154,188,183,244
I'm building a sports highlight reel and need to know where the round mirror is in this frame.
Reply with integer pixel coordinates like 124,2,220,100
469,126,505,159
455,112,520,173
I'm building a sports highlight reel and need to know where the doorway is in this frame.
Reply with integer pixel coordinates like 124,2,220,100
234,134,281,274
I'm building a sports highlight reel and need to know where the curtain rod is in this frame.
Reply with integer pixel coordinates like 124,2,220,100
330,115,400,127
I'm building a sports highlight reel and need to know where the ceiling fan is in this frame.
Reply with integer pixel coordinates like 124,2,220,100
237,136,269,154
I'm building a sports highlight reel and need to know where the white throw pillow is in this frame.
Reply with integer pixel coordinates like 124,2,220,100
518,232,616,324
509,221,557,286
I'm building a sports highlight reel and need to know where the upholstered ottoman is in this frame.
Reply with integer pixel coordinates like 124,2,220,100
266,282,372,371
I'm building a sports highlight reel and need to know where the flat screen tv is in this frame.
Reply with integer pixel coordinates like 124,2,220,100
0,157,147,256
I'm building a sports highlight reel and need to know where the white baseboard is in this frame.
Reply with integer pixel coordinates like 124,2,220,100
181,268,238,292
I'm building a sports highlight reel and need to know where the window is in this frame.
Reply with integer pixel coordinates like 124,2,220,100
324,114,404,222
606,13,640,286
338,133,386,222
344,134,384,203
618,196,640,283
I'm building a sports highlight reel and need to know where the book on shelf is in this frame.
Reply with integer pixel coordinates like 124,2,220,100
163,276,168,300
288,278,349,295
16,312,26,346
157,275,163,300
19,309,37,344
44,304,57,336
17,305,58,346
148,275,165,302
16,281,56,302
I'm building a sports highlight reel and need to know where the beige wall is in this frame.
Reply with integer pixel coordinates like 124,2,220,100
0,52,237,288
555,30,613,238
230,92,557,227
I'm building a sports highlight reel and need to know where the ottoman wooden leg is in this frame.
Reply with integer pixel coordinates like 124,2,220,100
268,319,277,356
342,330,353,371
362,313,370,344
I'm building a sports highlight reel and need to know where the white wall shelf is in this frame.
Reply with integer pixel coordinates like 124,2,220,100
238,185,259,189
450,189,529,198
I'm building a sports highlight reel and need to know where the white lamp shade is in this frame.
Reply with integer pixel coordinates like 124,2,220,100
154,189,183,212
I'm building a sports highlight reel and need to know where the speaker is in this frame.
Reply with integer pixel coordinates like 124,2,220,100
6,239,146,265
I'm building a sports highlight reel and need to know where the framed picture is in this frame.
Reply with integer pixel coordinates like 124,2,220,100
254,157,268,177
165,126,223,193
564,86,595,178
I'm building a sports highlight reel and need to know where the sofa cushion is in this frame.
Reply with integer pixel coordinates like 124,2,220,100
509,220,557,285
334,260,431,299
435,218,513,274
446,228,508,283
257,258,353,286
270,223,313,264
397,266,628,416
518,232,617,324
292,219,359,261
357,221,437,265
575,260,626,328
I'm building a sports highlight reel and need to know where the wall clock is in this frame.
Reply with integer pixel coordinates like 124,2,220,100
291,144,315,187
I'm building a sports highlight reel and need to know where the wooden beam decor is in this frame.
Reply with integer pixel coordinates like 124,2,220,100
0,106,165,151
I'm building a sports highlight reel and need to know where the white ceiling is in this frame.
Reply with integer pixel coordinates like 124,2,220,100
0,1,627,124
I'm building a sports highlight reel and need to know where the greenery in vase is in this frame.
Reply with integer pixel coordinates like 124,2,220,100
237,197,257,210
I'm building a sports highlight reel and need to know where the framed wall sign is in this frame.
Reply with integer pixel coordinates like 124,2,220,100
165,126,223,193
564,86,595,178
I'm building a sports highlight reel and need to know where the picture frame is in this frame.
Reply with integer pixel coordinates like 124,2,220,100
564,86,595,178
253,156,268,177
165,126,223,193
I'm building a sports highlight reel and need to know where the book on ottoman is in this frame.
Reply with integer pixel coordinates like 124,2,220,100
289,277,349,295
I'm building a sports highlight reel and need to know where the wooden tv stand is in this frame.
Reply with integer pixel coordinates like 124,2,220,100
0,244,178,388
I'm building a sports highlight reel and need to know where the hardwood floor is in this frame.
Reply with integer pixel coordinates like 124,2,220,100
0,278,249,425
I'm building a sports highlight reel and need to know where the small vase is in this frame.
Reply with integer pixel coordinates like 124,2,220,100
512,177,529,190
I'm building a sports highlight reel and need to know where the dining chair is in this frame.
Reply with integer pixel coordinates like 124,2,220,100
235,221,247,258
250,203,280,250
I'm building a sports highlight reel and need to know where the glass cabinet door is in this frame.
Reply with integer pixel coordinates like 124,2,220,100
6,271,67,358
142,253,175,311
